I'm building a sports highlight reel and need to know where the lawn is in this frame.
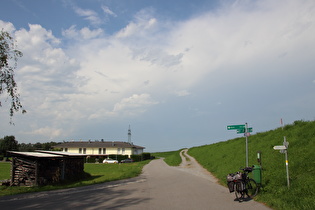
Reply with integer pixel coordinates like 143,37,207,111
0,162,11,180
0,160,150,197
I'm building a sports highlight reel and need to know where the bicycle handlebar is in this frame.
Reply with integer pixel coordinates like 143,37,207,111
240,166,253,173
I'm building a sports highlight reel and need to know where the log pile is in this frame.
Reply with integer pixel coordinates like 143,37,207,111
11,157,37,186
64,158,84,179
37,158,62,185
10,151,86,186
11,157,64,186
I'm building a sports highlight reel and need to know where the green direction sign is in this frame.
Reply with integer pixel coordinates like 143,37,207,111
237,128,245,134
227,125,245,130
236,127,253,134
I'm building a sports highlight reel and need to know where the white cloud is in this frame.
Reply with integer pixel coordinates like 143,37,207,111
132,47,184,67
73,6,102,26
16,24,60,48
115,9,158,38
174,90,190,97
62,25,104,40
111,93,158,115
0,20,16,33
15,24,77,90
26,126,63,139
101,5,117,17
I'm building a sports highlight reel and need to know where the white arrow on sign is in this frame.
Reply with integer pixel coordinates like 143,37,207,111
273,145,287,150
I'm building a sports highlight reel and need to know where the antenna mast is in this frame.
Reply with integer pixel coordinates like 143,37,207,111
128,125,132,144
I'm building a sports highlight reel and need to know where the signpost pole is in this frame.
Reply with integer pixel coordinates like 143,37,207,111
284,136,290,188
227,123,252,168
281,119,290,189
245,122,248,167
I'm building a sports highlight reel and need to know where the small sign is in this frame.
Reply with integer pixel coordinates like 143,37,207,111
236,127,253,134
227,125,245,130
273,145,287,150
237,129,245,134
283,141,289,147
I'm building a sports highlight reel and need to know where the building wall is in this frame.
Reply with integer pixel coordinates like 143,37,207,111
64,147,137,157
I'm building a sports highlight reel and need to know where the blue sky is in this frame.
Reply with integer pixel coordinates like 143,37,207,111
1,0,315,152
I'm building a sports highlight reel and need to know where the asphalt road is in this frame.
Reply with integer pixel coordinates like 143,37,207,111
0,150,271,210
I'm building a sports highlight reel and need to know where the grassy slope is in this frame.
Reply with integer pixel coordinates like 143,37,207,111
152,149,183,166
188,120,315,210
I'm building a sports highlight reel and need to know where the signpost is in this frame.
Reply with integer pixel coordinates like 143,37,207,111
236,127,253,134
227,125,245,130
273,145,287,150
274,119,290,189
227,123,253,167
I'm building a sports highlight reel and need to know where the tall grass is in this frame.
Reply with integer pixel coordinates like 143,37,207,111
188,120,315,210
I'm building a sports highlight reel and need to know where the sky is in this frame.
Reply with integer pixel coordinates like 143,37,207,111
0,0,315,152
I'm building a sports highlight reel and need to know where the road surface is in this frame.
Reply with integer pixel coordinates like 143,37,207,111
0,150,271,209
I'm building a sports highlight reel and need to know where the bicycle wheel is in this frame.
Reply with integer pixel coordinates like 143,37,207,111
234,181,244,202
245,178,258,198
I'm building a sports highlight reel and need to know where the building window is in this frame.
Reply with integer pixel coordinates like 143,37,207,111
83,148,86,154
64,148,68,152
99,148,102,154
103,148,106,154
79,148,82,153
122,148,125,155
118,148,121,154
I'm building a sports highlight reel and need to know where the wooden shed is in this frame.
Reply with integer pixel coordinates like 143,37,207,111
36,150,86,180
9,151,86,186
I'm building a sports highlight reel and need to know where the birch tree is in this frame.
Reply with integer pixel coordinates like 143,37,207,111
0,29,25,120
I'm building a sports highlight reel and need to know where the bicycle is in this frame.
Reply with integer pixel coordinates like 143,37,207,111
227,166,259,202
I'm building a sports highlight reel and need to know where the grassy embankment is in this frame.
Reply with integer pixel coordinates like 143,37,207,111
152,149,183,166
0,160,150,197
154,120,315,209
188,120,315,210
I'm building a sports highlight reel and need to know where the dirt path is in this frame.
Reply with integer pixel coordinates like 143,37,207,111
177,149,219,183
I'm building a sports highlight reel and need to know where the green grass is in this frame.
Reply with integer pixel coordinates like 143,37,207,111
0,160,150,197
1,120,315,209
152,149,183,166
188,120,315,210
0,162,11,180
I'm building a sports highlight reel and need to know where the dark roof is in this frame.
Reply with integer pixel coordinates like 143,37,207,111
54,141,145,149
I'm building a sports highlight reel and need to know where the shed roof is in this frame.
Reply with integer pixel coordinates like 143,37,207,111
9,151,63,158
36,150,87,157
54,141,145,149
